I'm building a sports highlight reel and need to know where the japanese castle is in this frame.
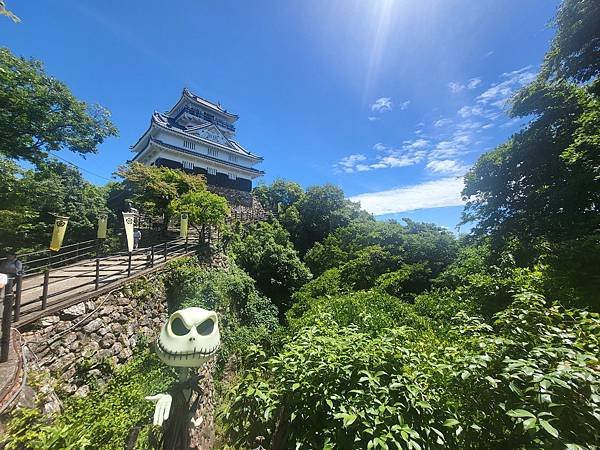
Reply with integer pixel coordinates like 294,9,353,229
131,88,264,192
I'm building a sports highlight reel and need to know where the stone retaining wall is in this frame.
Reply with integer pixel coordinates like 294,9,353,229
11,252,229,447
21,285,167,397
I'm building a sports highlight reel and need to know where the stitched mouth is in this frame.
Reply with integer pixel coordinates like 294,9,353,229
156,338,218,359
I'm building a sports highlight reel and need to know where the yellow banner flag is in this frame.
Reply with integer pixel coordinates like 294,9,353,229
180,213,189,239
97,214,108,239
123,212,135,252
49,216,69,251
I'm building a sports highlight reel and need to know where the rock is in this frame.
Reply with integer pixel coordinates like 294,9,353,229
100,336,114,349
70,341,81,352
128,335,137,348
63,303,86,318
111,341,123,355
101,305,116,316
98,349,113,360
83,318,103,333
74,384,90,398
98,327,109,336
63,332,77,346
85,301,96,311
118,297,129,306
40,315,60,327
82,341,100,358
17,385,37,409
61,366,77,382
117,313,129,323
110,322,123,334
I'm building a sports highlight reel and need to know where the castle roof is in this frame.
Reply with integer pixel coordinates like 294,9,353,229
167,88,238,121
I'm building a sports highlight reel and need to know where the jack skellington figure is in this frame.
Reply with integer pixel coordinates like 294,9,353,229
146,307,220,449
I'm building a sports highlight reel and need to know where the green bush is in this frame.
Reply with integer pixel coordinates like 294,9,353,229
228,220,312,314
220,292,600,449
287,290,432,336
163,257,281,366
3,350,176,450
375,263,432,300
291,268,345,306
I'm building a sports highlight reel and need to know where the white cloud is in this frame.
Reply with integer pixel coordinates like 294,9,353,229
426,159,469,175
467,78,482,89
457,105,484,118
484,50,494,58
399,100,411,110
371,97,393,113
335,154,367,173
430,131,472,159
449,77,482,94
350,177,465,215
448,82,464,93
477,65,536,108
403,138,429,150
368,116,379,121
335,139,428,173
434,118,452,127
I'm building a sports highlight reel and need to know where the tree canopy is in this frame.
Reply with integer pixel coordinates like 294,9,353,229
115,162,206,231
462,0,600,303
0,157,108,253
0,47,117,166
169,190,230,230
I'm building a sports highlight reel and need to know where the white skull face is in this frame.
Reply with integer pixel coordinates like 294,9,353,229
156,307,220,367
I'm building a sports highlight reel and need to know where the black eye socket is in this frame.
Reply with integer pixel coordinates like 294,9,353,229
171,317,190,336
196,318,214,336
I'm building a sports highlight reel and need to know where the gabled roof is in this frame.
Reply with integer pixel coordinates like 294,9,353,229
167,88,238,121
136,112,262,160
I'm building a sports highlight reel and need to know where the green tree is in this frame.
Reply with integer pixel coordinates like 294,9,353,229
169,189,230,232
305,219,457,279
461,0,600,304
253,178,304,215
0,48,117,166
229,220,312,315
116,162,206,233
293,184,370,254
0,158,109,253
541,0,600,83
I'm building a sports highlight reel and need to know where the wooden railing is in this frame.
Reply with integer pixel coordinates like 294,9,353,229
1,237,197,362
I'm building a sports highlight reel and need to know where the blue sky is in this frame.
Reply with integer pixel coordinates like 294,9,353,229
0,0,560,230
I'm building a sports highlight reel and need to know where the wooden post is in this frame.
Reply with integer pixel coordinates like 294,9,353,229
1,279,14,362
150,245,155,267
127,252,132,277
13,274,22,322
41,269,50,310
95,258,100,290
163,241,168,261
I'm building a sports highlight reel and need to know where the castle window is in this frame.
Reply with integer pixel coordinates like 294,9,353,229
228,154,238,163
208,148,219,158
182,160,194,170
183,140,196,150
207,167,217,175
228,172,237,180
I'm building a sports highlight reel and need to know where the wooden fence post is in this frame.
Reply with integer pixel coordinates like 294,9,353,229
13,274,22,322
41,269,50,310
1,278,14,363
95,258,100,290
163,241,168,261
150,245,155,267
127,252,132,277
